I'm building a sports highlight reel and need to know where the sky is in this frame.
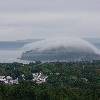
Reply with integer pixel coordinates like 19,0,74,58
0,0,100,41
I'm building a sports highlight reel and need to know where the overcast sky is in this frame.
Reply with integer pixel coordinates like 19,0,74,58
0,0,100,41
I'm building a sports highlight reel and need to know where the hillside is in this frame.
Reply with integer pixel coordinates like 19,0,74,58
21,37,100,61
21,49,100,61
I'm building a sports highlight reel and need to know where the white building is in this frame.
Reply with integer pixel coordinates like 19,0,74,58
32,72,48,84
0,76,19,84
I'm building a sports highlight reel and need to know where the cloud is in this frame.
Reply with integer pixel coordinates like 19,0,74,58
0,0,100,40
0,0,100,13
22,37,99,54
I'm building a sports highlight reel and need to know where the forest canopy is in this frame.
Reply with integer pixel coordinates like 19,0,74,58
0,60,100,99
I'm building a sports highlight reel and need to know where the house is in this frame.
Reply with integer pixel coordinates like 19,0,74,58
0,76,6,83
21,74,25,80
32,72,48,84
0,76,19,84
0,76,5,79
81,78,88,82
56,73,59,75
13,78,19,84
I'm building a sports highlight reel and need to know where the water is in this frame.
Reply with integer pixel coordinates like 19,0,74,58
0,50,30,63
0,41,31,63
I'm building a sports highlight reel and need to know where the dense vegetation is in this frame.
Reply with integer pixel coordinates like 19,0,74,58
0,60,100,100
21,49,100,61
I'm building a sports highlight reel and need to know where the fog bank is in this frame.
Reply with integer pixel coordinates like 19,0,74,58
22,37,99,54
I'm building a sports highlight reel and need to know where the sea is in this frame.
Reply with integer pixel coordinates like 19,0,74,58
0,41,31,63
0,50,31,63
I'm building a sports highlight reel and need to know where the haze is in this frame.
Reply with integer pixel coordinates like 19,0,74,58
0,0,100,41
22,37,100,54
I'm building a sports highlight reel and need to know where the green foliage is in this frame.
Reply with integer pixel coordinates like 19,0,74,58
24,72,33,80
0,60,100,99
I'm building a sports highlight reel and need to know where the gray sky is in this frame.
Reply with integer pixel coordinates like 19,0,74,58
0,0,100,41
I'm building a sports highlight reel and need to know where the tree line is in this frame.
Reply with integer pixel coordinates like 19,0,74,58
0,60,100,99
